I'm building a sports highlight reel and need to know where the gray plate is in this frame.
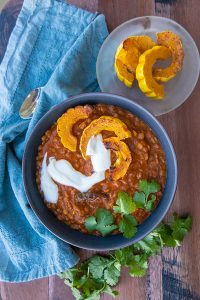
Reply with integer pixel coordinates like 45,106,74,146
96,16,200,116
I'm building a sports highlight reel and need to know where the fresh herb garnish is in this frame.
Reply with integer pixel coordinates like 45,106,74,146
84,208,118,236
113,192,137,238
113,192,136,214
85,179,161,238
61,214,192,300
133,179,160,211
119,214,138,238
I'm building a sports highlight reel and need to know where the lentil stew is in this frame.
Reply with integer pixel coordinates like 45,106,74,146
36,104,166,235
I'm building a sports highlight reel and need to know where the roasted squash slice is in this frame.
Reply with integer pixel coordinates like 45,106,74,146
80,116,131,159
136,45,172,99
153,31,184,82
123,35,156,53
57,106,92,152
104,137,132,180
114,36,156,88
115,44,140,87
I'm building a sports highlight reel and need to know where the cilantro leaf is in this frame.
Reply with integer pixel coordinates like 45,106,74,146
88,256,111,280
171,214,192,243
128,254,148,277
133,191,146,208
146,194,156,211
103,285,119,297
155,223,177,247
133,179,160,211
88,256,121,287
104,261,121,286
119,215,137,238
113,192,136,214
133,233,161,256
70,285,82,300
139,179,160,199
115,246,135,266
84,209,117,236
84,216,97,232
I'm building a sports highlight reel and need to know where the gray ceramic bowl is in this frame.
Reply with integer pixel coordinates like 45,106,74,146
23,93,177,250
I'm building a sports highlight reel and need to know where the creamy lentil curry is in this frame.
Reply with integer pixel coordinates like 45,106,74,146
36,104,166,235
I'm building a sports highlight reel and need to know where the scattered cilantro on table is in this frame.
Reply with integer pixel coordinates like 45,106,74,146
119,214,138,238
60,214,192,300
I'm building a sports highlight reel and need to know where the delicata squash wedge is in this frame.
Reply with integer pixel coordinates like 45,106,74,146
136,45,171,99
104,137,132,180
114,36,156,88
80,116,131,159
57,106,92,151
114,44,140,88
153,31,184,82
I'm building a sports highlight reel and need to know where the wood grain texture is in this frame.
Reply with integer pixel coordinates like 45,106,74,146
98,0,155,31
156,1,200,299
0,278,49,300
66,0,98,13
0,0,200,299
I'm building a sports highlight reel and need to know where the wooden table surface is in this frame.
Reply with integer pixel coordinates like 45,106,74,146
0,0,199,299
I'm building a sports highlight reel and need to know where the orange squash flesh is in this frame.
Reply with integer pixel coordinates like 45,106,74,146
114,36,156,88
104,137,132,181
57,106,92,152
80,116,131,159
115,44,140,87
153,31,184,82
136,45,172,99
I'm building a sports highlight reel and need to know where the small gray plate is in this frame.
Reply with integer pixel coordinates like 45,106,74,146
96,16,200,116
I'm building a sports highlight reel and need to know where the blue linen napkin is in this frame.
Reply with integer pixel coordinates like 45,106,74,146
0,0,108,282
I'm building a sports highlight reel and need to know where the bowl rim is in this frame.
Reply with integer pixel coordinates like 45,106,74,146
22,92,177,250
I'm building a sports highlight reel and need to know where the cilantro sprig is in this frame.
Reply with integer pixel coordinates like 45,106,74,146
85,208,118,236
85,179,161,239
113,191,138,238
133,179,160,211
113,192,136,214
61,214,192,300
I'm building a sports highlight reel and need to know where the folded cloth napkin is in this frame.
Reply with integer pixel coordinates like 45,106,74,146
0,0,108,282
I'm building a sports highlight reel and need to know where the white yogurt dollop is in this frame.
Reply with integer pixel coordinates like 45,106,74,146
47,158,105,193
40,153,58,203
40,134,111,203
86,134,111,172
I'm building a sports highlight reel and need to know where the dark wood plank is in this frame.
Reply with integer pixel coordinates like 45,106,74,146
155,1,200,299
98,0,155,31
66,0,98,12
0,278,49,300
